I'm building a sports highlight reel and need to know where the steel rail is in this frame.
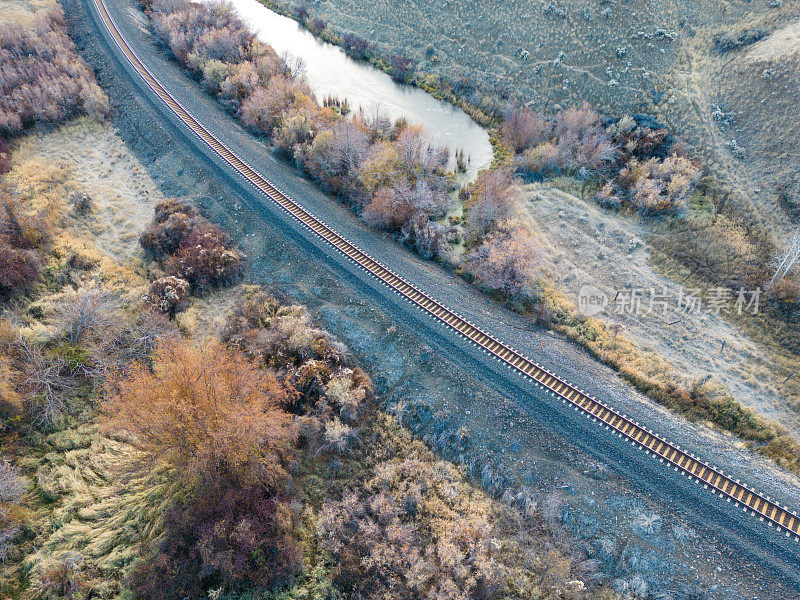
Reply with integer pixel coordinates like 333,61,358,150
92,0,800,540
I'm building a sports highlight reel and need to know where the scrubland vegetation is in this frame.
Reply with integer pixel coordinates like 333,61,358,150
146,0,456,256
0,3,109,137
0,175,621,598
135,0,800,478
0,6,624,592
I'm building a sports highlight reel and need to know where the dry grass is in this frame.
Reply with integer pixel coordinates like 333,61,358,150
538,280,800,476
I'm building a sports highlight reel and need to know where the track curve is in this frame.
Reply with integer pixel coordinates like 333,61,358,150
91,0,800,542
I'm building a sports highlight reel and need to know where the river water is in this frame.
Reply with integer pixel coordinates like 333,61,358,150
203,0,493,181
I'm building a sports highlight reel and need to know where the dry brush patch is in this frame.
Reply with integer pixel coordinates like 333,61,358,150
0,2,109,138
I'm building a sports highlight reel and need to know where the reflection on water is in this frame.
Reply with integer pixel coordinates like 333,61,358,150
203,0,493,181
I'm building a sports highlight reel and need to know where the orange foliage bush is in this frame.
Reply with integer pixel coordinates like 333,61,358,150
102,340,297,490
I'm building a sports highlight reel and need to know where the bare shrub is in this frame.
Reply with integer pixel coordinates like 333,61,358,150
401,214,446,259
0,2,109,137
362,180,418,230
17,337,76,427
465,223,543,302
129,484,301,599
303,120,370,189
0,461,26,503
102,339,297,490
464,168,522,241
512,104,615,175
51,286,122,345
501,105,550,153
240,76,310,135
549,104,615,172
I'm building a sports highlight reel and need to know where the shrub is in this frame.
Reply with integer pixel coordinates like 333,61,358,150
139,198,200,257
144,276,190,316
129,485,301,599
501,105,550,153
16,337,77,427
400,214,446,259
0,246,41,296
51,285,123,345
0,460,25,503
389,53,414,81
464,167,522,241
102,340,297,490
165,222,244,291
240,76,310,135
465,223,543,302
341,33,369,60
549,104,615,172
510,103,615,175
0,137,11,175
617,155,701,216
362,180,418,230
140,211,196,258
0,2,109,137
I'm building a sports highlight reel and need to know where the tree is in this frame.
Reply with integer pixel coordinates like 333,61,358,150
106,340,302,597
465,168,522,241
501,105,550,153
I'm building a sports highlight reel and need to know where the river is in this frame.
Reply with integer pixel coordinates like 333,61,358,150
202,0,493,181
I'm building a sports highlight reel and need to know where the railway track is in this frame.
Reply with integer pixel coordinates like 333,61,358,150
92,0,800,541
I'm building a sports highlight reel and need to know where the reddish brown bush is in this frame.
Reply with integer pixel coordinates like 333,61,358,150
0,186,49,297
341,33,369,60
389,53,414,81
103,340,297,489
165,222,244,291
0,3,109,137
511,104,615,175
139,198,200,257
139,211,196,258
362,181,418,230
0,246,41,296
129,486,300,599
